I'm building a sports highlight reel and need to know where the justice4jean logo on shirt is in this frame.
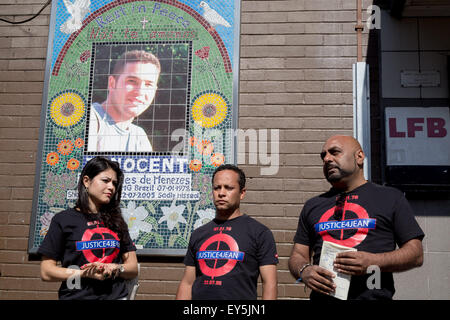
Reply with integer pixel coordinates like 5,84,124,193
315,202,377,248
76,226,121,263
196,229,245,285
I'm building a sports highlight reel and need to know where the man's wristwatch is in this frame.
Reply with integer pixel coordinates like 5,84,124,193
113,264,125,280
118,264,125,275
296,263,312,283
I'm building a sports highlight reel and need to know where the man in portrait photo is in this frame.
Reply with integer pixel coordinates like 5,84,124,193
87,50,161,152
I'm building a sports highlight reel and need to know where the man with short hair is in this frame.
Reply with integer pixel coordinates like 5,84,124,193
176,164,279,300
288,135,424,300
87,50,161,152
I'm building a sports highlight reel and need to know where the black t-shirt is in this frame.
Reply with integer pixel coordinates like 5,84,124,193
184,214,279,300
294,182,424,300
38,208,136,300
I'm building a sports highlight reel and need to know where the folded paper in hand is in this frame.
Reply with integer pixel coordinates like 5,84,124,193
319,241,357,300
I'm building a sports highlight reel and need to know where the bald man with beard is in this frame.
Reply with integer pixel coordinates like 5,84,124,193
288,135,424,300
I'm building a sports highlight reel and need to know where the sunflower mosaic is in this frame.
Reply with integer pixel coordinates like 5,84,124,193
46,152,59,166
189,159,202,172
49,91,85,127
66,158,80,171
197,139,214,156
57,139,74,155
191,91,228,128
211,153,225,167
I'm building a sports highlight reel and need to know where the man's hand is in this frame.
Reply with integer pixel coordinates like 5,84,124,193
334,251,376,276
301,265,336,296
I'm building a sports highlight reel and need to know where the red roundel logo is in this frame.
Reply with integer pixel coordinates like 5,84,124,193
198,233,242,278
79,227,120,263
317,203,374,248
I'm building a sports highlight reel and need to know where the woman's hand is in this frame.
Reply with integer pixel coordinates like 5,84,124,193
81,262,123,280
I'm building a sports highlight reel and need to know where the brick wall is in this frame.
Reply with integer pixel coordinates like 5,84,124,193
0,0,52,299
239,0,369,298
0,0,369,299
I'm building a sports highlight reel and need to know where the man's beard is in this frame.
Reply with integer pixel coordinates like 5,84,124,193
324,165,354,182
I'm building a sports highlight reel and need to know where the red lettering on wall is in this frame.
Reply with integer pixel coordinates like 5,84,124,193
389,117,447,138
427,118,447,137
388,118,406,137
407,118,424,137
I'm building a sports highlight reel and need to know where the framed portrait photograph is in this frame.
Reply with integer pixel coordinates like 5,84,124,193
87,41,191,154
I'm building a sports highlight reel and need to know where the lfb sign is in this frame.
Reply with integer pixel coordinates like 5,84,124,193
385,107,450,166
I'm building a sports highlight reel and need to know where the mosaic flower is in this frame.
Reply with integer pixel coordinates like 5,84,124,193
194,208,215,229
158,200,187,231
42,171,77,206
195,46,210,60
46,152,59,166
49,91,85,127
192,173,214,207
79,50,90,63
74,137,84,148
197,139,214,156
211,153,225,167
189,159,202,172
122,201,153,240
189,136,198,147
191,92,228,128
39,207,62,236
66,158,80,171
57,139,74,155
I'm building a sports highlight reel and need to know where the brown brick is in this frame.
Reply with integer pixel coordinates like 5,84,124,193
0,26,49,37
242,1,305,12
0,71,44,82
0,4,50,16
8,59,45,70
242,203,286,217
241,70,305,81
0,164,36,175
241,34,286,46
239,105,286,117
0,250,27,264
240,81,286,93
0,128,40,140
240,58,285,70
304,69,352,80
0,140,38,151
0,277,57,291
285,57,354,69
10,188,33,200
2,237,29,250
1,81,44,93
0,47,47,59
242,12,289,23
0,187,11,199
0,151,36,163
0,290,58,300
0,224,30,236
11,37,48,48
140,267,184,281
256,217,299,230
281,128,352,141
0,93,43,105
0,200,32,212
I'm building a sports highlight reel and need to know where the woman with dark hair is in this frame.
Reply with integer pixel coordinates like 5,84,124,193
39,156,138,300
